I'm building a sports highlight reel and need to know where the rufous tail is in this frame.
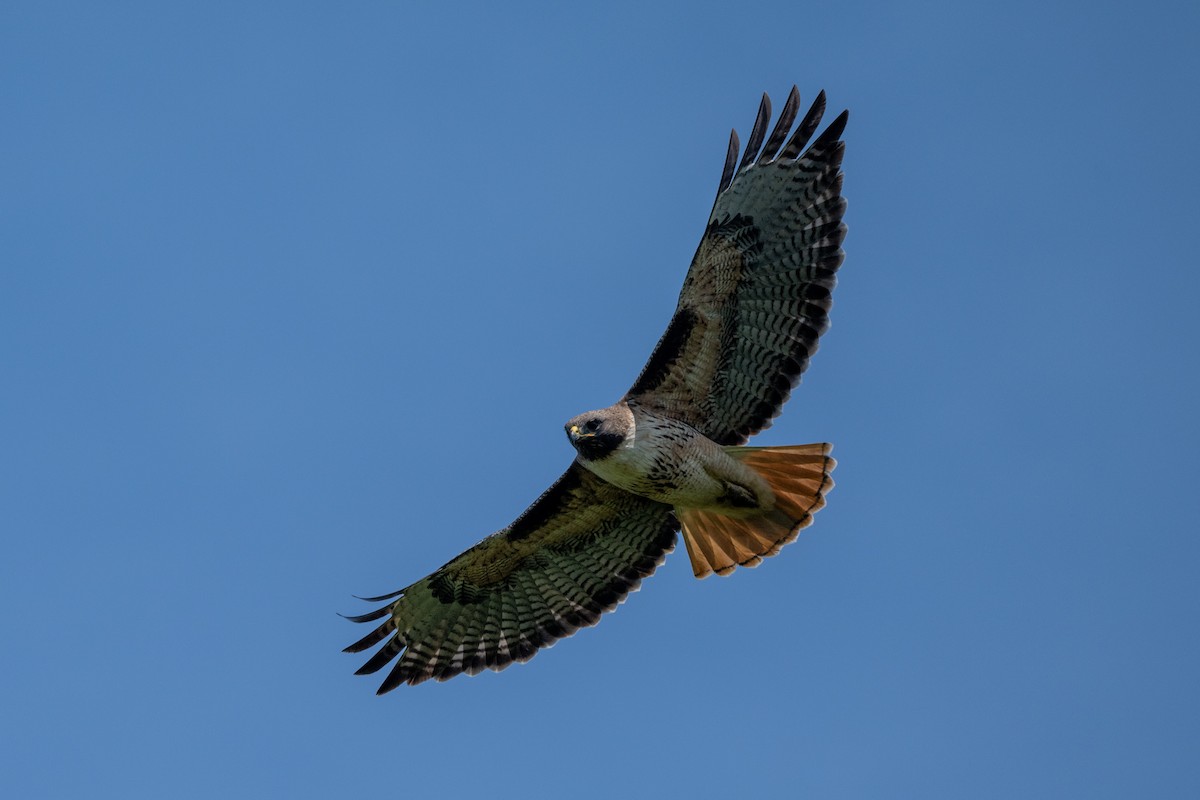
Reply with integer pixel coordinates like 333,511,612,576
677,443,836,579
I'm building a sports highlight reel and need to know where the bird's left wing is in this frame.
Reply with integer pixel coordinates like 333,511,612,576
344,464,677,692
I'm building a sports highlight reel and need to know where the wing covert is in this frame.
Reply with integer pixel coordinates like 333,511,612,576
344,464,677,692
626,87,848,445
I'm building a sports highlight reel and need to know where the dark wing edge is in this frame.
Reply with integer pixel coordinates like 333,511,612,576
343,464,677,693
626,86,849,445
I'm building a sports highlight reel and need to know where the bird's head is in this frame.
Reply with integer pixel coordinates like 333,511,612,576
565,405,632,462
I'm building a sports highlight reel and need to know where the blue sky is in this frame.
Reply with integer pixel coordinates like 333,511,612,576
3,1,1198,797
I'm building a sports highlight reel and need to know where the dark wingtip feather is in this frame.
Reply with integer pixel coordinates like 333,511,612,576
758,85,801,164
736,92,772,173
377,662,411,694
343,619,396,653
811,108,849,152
352,588,404,603
717,128,739,195
338,606,393,624
780,90,827,160
353,636,404,671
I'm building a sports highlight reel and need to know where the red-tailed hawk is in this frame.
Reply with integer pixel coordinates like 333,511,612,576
345,86,848,692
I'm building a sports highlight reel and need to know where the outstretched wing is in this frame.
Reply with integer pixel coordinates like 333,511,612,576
344,465,677,692
626,87,848,445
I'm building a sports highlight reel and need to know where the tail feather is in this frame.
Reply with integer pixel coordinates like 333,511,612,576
677,443,835,579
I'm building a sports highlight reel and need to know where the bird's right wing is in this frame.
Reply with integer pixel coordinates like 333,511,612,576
343,464,677,692
626,87,848,445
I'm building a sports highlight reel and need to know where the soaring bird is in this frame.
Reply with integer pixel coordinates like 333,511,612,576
345,86,848,692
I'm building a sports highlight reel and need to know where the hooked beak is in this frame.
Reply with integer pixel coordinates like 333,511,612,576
567,424,592,443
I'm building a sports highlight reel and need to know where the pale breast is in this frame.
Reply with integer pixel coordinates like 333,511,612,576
579,405,772,512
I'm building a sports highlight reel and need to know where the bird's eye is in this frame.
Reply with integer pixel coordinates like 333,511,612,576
585,419,601,432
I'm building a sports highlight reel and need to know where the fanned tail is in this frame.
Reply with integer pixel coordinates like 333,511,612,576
677,443,835,579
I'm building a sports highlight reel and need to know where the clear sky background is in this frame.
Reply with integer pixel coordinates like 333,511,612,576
3,1,1198,797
